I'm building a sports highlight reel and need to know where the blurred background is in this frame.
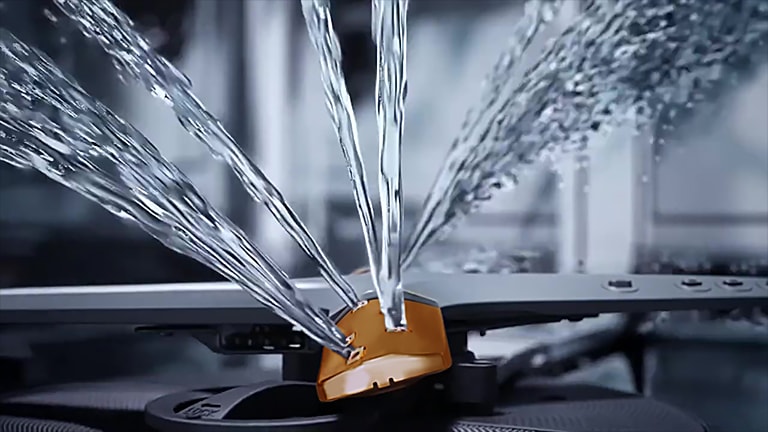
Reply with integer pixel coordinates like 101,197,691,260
0,0,766,285
0,1,766,430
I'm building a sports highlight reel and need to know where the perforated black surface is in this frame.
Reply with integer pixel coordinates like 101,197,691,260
0,382,182,432
1,382,708,432
1,382,184,412
0,416,101,432
456,398,707,432
449,382,707,432
452,423,557,432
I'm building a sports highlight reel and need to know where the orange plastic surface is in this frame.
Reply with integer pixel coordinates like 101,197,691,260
316,294,452,402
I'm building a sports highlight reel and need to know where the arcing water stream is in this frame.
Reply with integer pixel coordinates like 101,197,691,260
402,0,768,266
300,0,411,330
0,30,353,357
401,0,564,268
299,0,381,314
372,0,409,330
51,0,362,311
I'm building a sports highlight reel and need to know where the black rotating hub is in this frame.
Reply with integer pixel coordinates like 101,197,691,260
140,306,715,432
145,332,502,432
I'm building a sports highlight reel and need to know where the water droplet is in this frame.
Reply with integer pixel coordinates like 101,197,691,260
654,312,671,324
43,8,58,23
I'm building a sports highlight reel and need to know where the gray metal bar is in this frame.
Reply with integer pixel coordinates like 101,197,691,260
0,274,765,327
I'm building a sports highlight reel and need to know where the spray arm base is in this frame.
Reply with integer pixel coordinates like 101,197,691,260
316,291,452,402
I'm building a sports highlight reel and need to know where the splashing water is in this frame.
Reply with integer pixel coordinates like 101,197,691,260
403,0,768,267
52,0,361,310
2,0,765,355
372,0,409,330
415,246,543,275
402,0,564,268
300,0,381,306
301,0,410,329
0,31,354,358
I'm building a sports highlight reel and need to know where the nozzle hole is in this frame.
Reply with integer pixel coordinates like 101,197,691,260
346,346,365,365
